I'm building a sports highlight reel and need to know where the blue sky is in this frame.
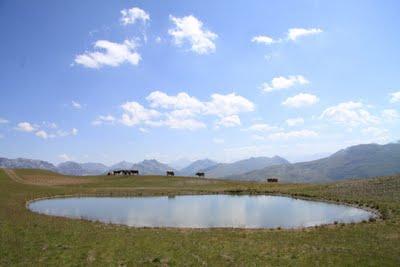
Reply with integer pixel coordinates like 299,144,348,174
1,0,399,165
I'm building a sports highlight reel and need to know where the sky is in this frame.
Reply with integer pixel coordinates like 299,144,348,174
0,0,399,165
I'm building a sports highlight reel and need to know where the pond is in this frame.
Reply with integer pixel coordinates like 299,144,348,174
28,195,376,229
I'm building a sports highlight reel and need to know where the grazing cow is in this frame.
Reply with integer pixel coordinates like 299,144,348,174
166,171,175,176
196,172,205,178
131,170,139,176
267,178,278,183
107,172,113,176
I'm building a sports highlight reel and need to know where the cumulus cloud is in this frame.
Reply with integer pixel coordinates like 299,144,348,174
251,35,275,45
286,117,305,127
216,115,241,128
390,91,400,103
213,138,224,144
75,39,141,68
282,93,319,108
59,154,72,161
92,115,116,126
382,109,399,121
16,121,78,139
146,91,204,111
168,15,217,54
146,91,254,128
120,7,150,25
267,130,319,140
287,28,323,41
362,127,389,142
120,101,161,126
0,117,9,124
261,75,309,93
72,100,82,109
35,130,48,139
244,123,279,132
102,91,254,130
162,115,206,130
206,93,255,117
16,122,36,132
320,101,379,127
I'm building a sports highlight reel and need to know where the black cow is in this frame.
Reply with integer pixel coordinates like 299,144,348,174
131,170,139,176
267,178,278,183
166,171,175,176
196,172,205,177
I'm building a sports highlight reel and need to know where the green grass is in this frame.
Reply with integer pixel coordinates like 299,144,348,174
1,169,399,266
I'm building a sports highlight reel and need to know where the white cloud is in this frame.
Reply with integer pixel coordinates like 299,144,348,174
35,130,48,139
75,39,141,68
282,93,319,108
146,91,254,128
139,127,149,133
163,116,206,130
71,128,78,136
390,91,400,103
244,123,279,132
168,15,217,54
120,101,160,126
71,100,82,109
205,93,255,117
147,91,204,111
120,7,150,25
267,130,319,140
0,117,9,124
261,75,309,93
213,138,224,144
216,115,241,128
59,154,72,161
286,117,305,127
320,101,379,127
92,115,116,126
251,35,275,45
16,121,77,139
16,122,36,132
287,28,323,41
362,127,389,142
382,109,399,121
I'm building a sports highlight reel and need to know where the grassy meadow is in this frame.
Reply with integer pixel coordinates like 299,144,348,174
0,168,399,266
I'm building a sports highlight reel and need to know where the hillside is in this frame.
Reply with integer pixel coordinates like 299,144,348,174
203,156,289,178
236,143,400,183
179,159,218,176
131,159,175,175
0,157,57,171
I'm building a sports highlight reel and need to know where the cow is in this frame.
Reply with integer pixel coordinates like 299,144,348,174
267,178,279,183
196,172,205,178
131,170,139,176
166,171,175,176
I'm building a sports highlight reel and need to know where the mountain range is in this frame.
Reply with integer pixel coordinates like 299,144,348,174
233,143,400,183
199,156,289,178
1,142,400,182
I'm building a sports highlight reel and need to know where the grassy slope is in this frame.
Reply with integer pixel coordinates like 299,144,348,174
0,169,399,266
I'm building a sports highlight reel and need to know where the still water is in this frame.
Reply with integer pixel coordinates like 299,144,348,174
28,195,375,229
